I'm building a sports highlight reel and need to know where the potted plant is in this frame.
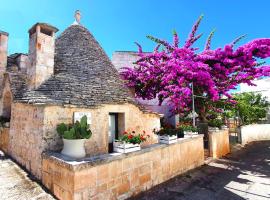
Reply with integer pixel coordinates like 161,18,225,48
208,118,223,131
56,115,92,158
113,131,149,153
179,125,198,138
156,128,178,144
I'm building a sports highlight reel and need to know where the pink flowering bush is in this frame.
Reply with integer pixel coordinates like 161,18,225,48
121,15,270,122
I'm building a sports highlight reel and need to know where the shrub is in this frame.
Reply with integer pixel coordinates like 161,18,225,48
156,128,180,136
178,124,198,132
208,118,223,128
57,115,92,140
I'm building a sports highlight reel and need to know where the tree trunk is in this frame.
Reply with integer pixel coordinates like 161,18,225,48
198,105,208,123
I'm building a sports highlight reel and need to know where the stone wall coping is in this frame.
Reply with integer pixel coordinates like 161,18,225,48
0,30,9,36
42,135,204,171
241,124,270,128
208,129,227,134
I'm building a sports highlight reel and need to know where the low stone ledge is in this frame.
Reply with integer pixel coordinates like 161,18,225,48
238,124,270,145
208,129,230,159
42,135,204,200
42,135,203,171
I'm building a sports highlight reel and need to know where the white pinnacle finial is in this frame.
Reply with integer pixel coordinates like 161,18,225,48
73,10,81,25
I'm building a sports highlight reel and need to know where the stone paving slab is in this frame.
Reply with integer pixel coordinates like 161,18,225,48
0,151,55,200
131,141,270,200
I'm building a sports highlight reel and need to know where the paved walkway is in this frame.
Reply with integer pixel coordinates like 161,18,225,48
132,141,270,200
1,142,269,200
0,151,55,200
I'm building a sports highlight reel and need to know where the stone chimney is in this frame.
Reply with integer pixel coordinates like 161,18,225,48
0,30,8,86
27,23,58,89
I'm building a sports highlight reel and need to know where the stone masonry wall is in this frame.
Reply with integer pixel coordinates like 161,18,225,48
111,51,140,71
28,26,55,89
42,136,204,200
43,104,161,156
8,102,160,179
9,103,45,178
208,129,230,159
0,128,10,154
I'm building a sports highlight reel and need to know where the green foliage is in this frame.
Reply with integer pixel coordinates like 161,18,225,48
208,118,223,128
233,92,269,125
157,128,180,136
56,116,92,140
178,124,198,132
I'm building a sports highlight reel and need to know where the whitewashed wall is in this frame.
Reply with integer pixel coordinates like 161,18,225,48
238,124,270,145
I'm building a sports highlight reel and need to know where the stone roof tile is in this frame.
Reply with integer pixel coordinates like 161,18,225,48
16,25,135,107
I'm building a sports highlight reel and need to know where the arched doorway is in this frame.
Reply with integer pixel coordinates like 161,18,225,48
2,91,12,119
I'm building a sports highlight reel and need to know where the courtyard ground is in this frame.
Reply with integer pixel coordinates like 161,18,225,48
131,141,270,200
0,151,55,200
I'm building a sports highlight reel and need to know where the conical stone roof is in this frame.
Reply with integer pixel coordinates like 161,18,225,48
17,24,135,107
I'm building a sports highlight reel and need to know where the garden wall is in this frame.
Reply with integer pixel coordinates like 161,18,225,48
42,135,204,200
238,124,270,145
9,103,45,178
0,127,9,153
8,102,160,180
208,129,230,159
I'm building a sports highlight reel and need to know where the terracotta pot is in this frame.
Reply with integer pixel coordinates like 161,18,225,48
61,139,86,158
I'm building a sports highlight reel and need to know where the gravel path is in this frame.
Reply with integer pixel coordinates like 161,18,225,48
0,151,55,200
131,141,270,200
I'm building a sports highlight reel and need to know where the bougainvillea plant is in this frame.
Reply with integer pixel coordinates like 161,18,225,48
121,15,270,122
118,130,150,144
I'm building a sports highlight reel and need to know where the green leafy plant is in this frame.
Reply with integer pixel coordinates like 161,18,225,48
156,128,180,136
178,124,198,132
56,116,92,139
233,92,269,125
208,118,223,128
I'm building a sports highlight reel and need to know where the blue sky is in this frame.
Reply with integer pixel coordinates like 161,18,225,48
1,0,270,59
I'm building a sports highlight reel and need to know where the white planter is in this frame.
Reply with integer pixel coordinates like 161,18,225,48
113,142,141,153
158,135,177,144
61,139,86,159
208,127,220,132
184,131,198,138
221,125,228,130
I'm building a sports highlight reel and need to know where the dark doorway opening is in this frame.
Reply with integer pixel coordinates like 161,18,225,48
108,113,119,153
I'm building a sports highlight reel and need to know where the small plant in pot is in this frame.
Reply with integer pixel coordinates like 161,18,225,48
179,125,198,138
156,128,178,144
57,115,92,159
114,130,149,153
208,119,223,131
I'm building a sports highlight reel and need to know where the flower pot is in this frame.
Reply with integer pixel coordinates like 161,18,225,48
208,127,220,132
61,139,86,159
113,142,141,153
221,125,228,130
158,135,177,144
184,131,198,138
